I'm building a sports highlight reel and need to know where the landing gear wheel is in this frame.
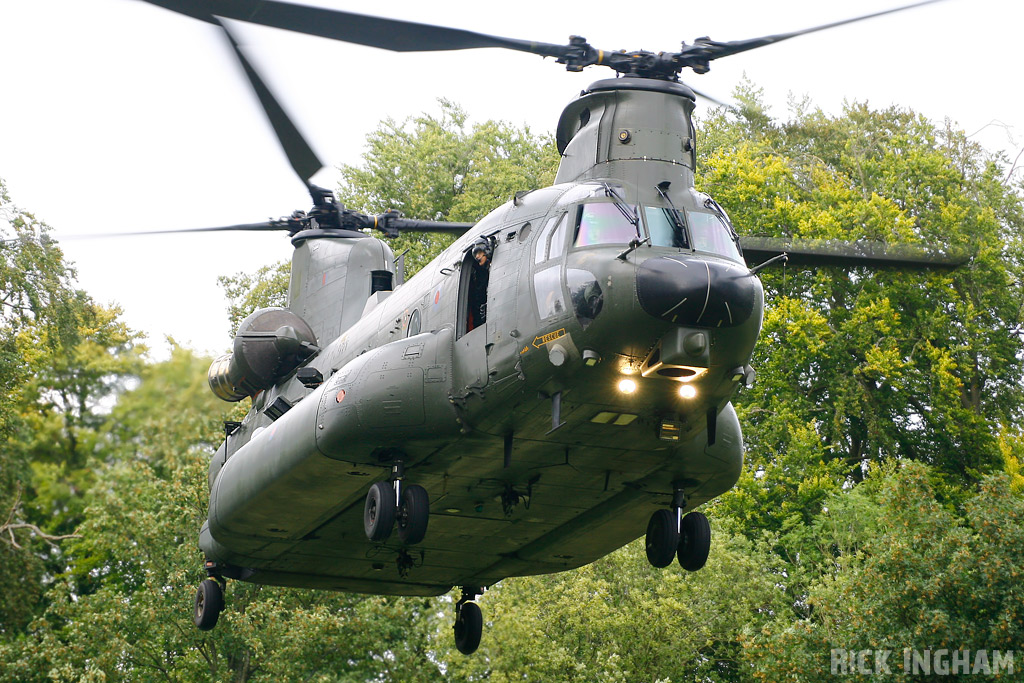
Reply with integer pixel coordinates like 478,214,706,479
364,481,397,542
645,508,680,568
454,601,483,655
397,484,430,545
193,578,224,631
677,511,711,571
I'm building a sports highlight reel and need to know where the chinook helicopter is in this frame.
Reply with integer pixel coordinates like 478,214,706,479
129,0,965,655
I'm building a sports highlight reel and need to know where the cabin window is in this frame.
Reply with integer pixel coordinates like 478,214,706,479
572,202,639,247
406,309,421,337
533,266,566,321
644,206,690,249
686,210,743,262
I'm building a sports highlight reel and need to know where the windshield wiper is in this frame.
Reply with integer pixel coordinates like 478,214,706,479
603,182,641,238
656,181,689,248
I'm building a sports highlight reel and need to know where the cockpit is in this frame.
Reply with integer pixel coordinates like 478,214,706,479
543,184,743,262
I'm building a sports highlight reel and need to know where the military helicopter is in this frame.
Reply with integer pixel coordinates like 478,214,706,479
131,0,964,656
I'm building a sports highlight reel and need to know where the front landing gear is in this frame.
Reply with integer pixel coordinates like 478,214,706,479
193,577,225,631
453,587,484,655
645,488,711,572
677,510,711,571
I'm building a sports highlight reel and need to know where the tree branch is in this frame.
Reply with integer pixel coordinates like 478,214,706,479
1,486,80,549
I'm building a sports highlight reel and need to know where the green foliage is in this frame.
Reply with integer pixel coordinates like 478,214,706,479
4,84,1024,679
1,347,445,682
697,92,1024,487
218,260,291,339
441,527,789,683
744,462,1024,680
338,99,560,275
1,180,144,634
216,102,561,319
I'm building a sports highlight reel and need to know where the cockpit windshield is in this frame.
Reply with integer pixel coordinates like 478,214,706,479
687,210,743,261
572,203,640,247
565,196,743,262
644,207,689,249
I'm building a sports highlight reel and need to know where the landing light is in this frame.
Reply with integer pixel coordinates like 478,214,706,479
678,384,697,399
617,378,637,394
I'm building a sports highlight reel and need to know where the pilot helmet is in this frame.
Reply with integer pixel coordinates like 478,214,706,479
471,238,492,260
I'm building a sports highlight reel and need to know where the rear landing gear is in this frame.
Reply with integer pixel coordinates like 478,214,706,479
363,461,430,544
644,488,711,572
193,577,225,631
453,587,484,655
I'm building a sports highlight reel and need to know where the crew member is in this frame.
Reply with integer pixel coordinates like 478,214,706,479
468,238,491,330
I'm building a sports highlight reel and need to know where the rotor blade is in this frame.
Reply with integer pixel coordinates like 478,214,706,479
741,236,970,270
386,218,476,233
682,0,946,65
140,0,574,59
215,17,323,184
56,221,294,240
684,82,736,111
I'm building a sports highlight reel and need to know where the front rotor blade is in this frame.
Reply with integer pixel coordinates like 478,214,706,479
684,82,736,111
141,0,573,58
741,236,970,270
681,0,946,65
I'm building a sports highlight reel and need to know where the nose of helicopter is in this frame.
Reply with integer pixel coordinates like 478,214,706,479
636,256,757,328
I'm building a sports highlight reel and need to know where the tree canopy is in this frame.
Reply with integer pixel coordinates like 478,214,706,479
2,85,1023,681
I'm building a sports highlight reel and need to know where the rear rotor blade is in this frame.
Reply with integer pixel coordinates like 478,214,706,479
216,17,323,183
386,218,475,233
58,220,295,240
741,236,970,270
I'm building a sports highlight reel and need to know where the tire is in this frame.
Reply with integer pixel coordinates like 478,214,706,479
645,509,680,568
677,511,711,571
397,484,430,545
454,601,483,655
193,578,224,631
364,481,397,542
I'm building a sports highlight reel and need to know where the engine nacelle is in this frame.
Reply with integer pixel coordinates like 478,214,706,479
208,307,318,402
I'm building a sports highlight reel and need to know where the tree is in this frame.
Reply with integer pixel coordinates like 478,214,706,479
1,347,445,682
744,462,1024,681
696,90,1024,487
440,527,789,683
337,99,560,275
218,101,561,317
1,179,142,635
218,261,290,339
5,86,1022,679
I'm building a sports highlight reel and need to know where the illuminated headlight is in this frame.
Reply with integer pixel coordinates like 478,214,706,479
678,384,697,399
617,378,637,394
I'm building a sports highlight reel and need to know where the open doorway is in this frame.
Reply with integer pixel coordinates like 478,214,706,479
457,238,493,339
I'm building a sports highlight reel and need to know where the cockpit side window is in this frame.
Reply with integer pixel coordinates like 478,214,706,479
548,212,568,261
534,213,566,263
572,203,639,247
686,210,743,262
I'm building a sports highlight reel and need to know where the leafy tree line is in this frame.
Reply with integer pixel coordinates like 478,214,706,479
1,90,1022,681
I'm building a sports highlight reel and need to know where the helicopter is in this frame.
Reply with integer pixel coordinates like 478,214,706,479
126,0,968,656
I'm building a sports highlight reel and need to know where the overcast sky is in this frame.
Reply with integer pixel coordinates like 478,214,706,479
2,0,1021,359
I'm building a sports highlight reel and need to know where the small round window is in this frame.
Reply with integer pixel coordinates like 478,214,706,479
407,309,421,337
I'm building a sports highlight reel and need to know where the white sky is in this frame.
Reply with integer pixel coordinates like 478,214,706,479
2,0,1021,359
